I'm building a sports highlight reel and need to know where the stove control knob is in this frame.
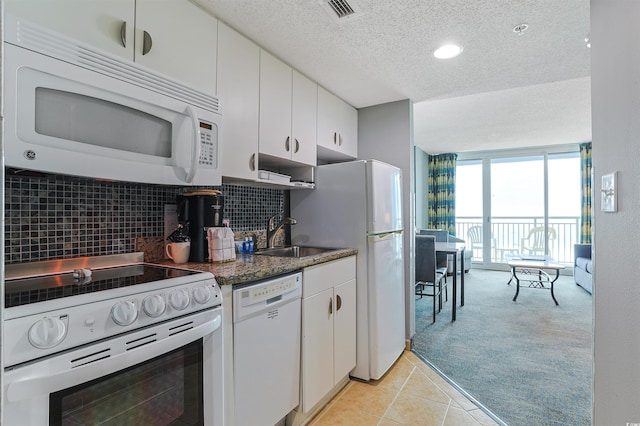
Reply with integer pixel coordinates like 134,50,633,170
111,300,138,326
169,289,191,311
29,316,67,349
142,294,166,318
192,285,212,304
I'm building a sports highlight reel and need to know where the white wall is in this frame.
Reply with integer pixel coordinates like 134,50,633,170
414,147,429,230
358,99,415,339
591,0,640,423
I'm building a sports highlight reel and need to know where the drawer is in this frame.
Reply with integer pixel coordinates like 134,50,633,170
302,256,356,298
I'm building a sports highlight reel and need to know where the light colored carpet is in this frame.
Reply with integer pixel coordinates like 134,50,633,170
413,269,592,426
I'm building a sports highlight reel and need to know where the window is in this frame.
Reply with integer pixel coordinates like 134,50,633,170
456,147,580,266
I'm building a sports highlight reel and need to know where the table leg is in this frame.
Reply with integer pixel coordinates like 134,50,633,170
460,249,465,307
550,269,560,305
452,255,457,322
512,266,520,302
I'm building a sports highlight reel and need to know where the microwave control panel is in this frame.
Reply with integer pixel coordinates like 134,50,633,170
199,121,218,169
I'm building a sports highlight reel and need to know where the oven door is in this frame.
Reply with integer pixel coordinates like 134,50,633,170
3,308,223,426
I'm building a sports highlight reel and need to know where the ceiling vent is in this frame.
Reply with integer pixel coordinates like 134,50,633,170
320,0,361,22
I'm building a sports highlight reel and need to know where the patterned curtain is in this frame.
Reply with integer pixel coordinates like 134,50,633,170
579,142,592,244
427,153,457,235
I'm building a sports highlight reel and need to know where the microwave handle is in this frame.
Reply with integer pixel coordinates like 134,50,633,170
185,106,201,183
6,313,221,402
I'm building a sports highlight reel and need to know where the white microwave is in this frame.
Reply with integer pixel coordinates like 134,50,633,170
3,15,222,186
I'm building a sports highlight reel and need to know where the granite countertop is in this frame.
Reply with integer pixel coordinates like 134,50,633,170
157,248,357,286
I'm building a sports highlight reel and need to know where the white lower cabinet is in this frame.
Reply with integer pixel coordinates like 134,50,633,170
300,256,356,413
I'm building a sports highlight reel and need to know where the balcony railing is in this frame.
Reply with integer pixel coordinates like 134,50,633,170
455,216,581,265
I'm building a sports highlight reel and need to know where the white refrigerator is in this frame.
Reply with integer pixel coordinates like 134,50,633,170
291,159,405,381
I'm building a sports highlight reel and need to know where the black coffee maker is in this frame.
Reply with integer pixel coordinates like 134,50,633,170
176,190,224,262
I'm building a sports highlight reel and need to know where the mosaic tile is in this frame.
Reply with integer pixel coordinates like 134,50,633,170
5,171,284,263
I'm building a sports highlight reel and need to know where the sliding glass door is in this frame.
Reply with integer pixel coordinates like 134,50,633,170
456,148,580,267
490,155,545,262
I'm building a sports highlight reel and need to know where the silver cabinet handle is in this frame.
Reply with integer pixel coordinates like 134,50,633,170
285,136,290,152
333,132,338,145
249,153,256,171
294,138,300,153
329,297,333,315
336,294,342,311
142,30,152,55
120,21,127,48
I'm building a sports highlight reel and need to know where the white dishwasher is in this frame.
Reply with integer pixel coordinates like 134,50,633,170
233,272,302,426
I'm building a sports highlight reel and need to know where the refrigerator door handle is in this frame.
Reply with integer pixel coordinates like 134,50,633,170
367,231,403,243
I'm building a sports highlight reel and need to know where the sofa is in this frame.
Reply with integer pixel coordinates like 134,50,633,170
574,243,592,294
418,229,472,274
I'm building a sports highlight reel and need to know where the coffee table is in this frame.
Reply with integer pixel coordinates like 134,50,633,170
506,255,565,305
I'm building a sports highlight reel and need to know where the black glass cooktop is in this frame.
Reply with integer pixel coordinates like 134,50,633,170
5,264,201,308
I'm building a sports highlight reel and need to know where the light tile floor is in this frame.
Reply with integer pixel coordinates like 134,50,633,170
309,351,500,426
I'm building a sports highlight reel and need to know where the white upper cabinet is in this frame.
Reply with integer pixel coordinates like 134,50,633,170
135,0,217,96
259,50,317,167
291,70,318,166
5,0,217,96
217,22,260,181
317,86,358,161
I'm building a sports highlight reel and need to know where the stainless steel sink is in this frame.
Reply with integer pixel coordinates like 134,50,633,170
254,246,338,258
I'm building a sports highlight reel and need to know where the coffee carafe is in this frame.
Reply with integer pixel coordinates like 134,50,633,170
176,190,225,262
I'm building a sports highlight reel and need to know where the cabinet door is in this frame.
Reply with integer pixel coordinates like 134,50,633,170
338,100,358,159
136,0,217,95
259,50,293,161
333,278,357,384
317,86,357,161
317,86,340,152
301,288,335,412
291,71,317,166
5,0,135,61
217,22,259,180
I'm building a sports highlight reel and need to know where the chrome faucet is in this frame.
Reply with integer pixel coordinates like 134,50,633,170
267,212,297,248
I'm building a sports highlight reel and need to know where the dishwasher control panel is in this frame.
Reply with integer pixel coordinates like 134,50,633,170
232,273,302,322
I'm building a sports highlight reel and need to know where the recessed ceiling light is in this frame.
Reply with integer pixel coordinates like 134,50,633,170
513,23,529,35
433,44,463,59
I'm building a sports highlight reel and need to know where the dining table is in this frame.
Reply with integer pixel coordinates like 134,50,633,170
434,241,466,321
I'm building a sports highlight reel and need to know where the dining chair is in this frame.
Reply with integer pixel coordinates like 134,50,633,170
415,235,448,323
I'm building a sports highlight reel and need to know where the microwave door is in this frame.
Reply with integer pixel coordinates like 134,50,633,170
5,36,222,186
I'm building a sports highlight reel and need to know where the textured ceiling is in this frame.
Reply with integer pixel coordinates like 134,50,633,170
195,0,591,154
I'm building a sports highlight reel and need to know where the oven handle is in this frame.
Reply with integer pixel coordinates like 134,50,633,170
7,314,221,402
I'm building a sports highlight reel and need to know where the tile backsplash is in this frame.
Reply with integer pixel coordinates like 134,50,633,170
4,171,284,264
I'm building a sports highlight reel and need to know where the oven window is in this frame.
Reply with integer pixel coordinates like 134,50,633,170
49,340,203,426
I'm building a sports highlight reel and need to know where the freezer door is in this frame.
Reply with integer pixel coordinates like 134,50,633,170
367,231,405,380
366,160,403,234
